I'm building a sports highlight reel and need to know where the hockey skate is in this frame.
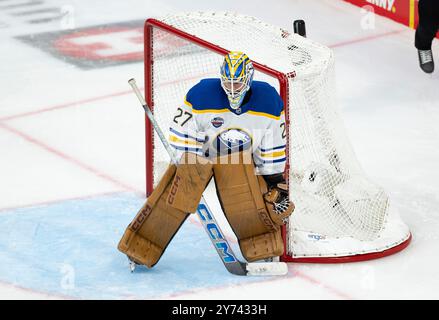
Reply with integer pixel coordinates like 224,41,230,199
418,49,435,73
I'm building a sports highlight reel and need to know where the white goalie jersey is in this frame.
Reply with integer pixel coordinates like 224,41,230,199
169,78,286,176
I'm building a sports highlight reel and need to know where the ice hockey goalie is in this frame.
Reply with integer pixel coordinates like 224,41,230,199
118,51,294,268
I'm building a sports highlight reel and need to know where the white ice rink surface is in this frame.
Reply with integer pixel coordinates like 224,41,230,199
0,0,438,299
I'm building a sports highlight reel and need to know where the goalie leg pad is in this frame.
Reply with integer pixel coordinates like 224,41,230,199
117,165,189,268
167,152,213,213
240,230,284,262
213,152,285,262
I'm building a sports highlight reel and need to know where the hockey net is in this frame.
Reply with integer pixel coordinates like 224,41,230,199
144,12,411,262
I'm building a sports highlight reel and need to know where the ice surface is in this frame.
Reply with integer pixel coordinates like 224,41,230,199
0,0,438,299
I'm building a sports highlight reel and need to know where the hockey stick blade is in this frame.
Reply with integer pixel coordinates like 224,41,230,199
196,200,287,276
246,262,288,276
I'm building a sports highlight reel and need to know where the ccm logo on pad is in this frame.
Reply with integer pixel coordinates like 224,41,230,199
131,204,153,232
167,175,181,205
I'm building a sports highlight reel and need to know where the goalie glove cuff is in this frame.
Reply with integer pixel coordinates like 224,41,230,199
262,173,285,188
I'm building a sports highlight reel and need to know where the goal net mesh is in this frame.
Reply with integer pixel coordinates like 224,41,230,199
146,12,410,260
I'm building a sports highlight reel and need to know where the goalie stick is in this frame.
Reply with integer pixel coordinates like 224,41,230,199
128,78,288,276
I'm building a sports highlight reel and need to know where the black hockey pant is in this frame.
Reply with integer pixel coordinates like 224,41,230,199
415,0,439,50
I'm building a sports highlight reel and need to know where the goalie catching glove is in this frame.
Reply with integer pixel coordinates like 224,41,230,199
262,173,294,225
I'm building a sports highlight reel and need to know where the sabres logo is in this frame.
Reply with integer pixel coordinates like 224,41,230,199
214,128,252,155
211,117,224,128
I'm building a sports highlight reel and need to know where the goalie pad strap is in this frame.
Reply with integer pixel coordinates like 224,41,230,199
240,230,284,262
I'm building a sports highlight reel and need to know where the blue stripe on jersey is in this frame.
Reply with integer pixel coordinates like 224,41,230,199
169,128,206,143
170,144,202,153
258,145,286,152
262,157,287,164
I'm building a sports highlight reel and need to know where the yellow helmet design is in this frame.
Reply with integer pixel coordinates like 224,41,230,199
220,51,254,110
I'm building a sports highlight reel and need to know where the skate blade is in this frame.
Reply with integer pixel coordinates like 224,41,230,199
129,261,137,273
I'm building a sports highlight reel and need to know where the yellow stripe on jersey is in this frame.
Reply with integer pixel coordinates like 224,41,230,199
184,96,192,107
192,108,230,114
190,106,284,118
169,135,202,146
247,110,281,120
259,150,286,158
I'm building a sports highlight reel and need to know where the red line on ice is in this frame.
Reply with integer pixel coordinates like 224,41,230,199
0,122,143,195
0,191,125,213
0,73,206,122
156,264,353,300
328,29,406,48
0,89,135,122
293,268,353,299
0,279,76,300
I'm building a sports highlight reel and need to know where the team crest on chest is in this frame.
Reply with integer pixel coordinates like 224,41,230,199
214,128,252,155
211,117,225,128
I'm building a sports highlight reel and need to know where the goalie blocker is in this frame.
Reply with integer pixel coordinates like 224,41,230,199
118,151,294,267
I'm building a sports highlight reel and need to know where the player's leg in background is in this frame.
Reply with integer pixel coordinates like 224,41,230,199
415,0,439,73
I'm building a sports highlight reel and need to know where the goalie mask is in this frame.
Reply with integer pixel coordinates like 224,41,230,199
220,51,254,110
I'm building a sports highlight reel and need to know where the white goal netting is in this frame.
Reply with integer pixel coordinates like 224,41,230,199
146,12,410,261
